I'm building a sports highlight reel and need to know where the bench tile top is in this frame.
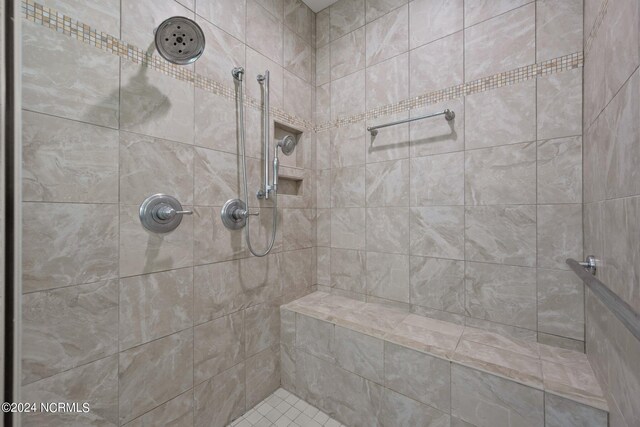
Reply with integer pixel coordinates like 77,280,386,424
283,292,608,412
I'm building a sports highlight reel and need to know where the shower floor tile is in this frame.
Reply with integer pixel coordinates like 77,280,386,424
228,388,345,427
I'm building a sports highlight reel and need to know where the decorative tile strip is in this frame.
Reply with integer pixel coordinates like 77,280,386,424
23,0,582,136
315,51,584,133
22,0,315,132
585,0,609,57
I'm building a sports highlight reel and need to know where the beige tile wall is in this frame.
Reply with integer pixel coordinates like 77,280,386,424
315,0,586,349
20,0,317,425
583,0,640,426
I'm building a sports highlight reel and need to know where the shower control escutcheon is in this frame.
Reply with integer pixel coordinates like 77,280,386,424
139,194,192,233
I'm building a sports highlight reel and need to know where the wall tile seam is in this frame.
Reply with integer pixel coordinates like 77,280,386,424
21,0,315,132
584,0,610,57
22,0,583,137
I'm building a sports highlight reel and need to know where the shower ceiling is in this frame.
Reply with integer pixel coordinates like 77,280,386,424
302,0,339,12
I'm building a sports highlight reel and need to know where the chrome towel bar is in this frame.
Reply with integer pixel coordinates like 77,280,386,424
567,258,640,342
367,109,455,136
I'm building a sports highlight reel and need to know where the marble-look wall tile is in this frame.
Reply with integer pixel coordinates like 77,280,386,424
195,17,245,85
39,0,120,34
119,330,194,424
537,68,583,140
285,0,314,43
124,390,193,427
316,130,331,171
119,204,193,277
331,70,366,121
194,363,245,427
366,159,409,207
384,342,451,412
331,166,366,207
246,346,281,408
410,98,464,157
317,246,331,285
121,0,193,50
296,314,335,362
366,207,410,254
463,0,529,27
537,136,582,204
283,209,315,249
365,4,408,66
331,122,366,167
196,0,246,41
465,142,536,205
538,333,584,352
380,388,451,427
316,45,331,86
280,248,314,295
366,0,406,23
409,0,462,49
22,21,120,128
465,316,537,343
193,206,246,264
465,205,536,267
330,0,365,41
245,301,280,357
545,393,608,427
22,111,119,203
366,252,410,302
330,28,365,81
317,169,331,208
284,71,313,121
193,256,279,323
331,208,366,250
536,0,583,62
465,79,535,150
316,8,331,47
537,204,583,270
194,89,239,155
409,32,463,97
245,48,285,110
22,280,118,385
23,202,118,293
451,364,544,427
603,197,640,312
334,325,384,383
119,268,193,351
21,356,118,427
537,269,584,341
316,209,331,247
194,311,244,383
194,147,239,206
464,3,535,81
120,61,194,145
410,152,464,206
604,70,640,200
119,132,194,205
465,262,537,330
410,206,464,259
331,249,366,293
366,112,411,163
410,256,464,314
366,53,409,109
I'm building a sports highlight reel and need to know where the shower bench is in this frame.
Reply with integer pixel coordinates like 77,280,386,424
280,292,609,427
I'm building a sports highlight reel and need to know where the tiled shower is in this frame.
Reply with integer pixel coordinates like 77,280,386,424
10,0,640,426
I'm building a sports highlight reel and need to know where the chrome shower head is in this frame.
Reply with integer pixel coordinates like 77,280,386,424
278,135,297,156
154,16,205,65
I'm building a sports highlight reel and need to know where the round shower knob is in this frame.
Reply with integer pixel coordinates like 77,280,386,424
139,194,192,233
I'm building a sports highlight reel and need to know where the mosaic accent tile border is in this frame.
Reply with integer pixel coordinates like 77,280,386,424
21,0,315,132
23,0,584,135
584,0,609,57
315,51,584,133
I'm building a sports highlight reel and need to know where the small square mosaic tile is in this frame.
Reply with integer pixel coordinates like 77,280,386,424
228,388,344,427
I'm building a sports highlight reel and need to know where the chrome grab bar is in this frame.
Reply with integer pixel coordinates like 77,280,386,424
567,258,640,342
367,109,455,136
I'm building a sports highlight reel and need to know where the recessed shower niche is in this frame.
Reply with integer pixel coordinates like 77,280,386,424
273,122,307,197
